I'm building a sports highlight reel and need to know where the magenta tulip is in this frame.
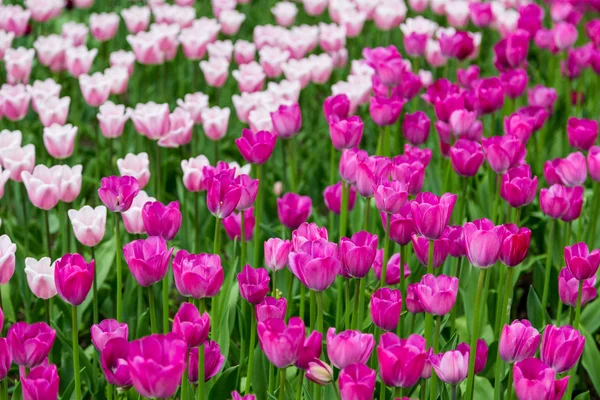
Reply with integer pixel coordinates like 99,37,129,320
369,95,405,126
271,103,302,138
444,226,466,258
457,340,488,374
513,358,569,400
277,193,312,230
100,337,132,388
172,302,210,348
142,200,182,241
406,283,424,314
374,180,408,214
327,328,374,369
558,268,597,308
415,274,458,315
255,297,287,322
330,116,364,150
123,237,173,287
390,157,425,196
206,172,242,219
402,111,430,145
97,175,140,213
338,363,376,400
560,185,584,222
223,208,255,242
21,361,60,400
500,224,531,267
501,69,528,99
355,156,392,198
464,219,505,268
323,94,350,123
588,146,600,181
499,320,540,364
567,117,598,151
340,231,378,279
339,148,368,185
411,192,457,240
235,129,277,164
288,239,340,291
370,288,402,331
188,340,225,383
501,165,538,208
264,238,291,272
54,253,94,306
0,338,10,381
372,251,411,286
377,333,427,388
323,182,357,215
450,139,485,177
564,242,600,281
91,319,128,352
238,265,270,304
295,330,323,370
291,223,329,252
7,322,55,368
540,184,570,219
473,77,505,115
482,136,526,175
384,203,414,246
257,317,305,368
412,234,450,269
172,251,223,299
540,324,585,373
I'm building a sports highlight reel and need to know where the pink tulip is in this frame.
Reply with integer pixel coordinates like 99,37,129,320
234,40,256,65
104,66,130,96
90,319,129,352
355,156,391,198
294,330,323,371
439,30,475,60
327,328,374,369
7,322,55,368
289,239,340,291
200,57,229,88
181,156,211,192
567,117,598,151
0,83,31,121
0,337,10,381
172,302,210,348
4,47,34,85
257,317,305,368
370,288,402,331
372,251,411,286
377,333,427,388
256,297,287,322
24,257,57,299
259,46,290,78
121,191,154,234
0,235,16,285
98,176,140,213
206,172,241,219
501,69,529,99
54,253,94,306
560,185,584,223
390,157,425,196
369,95,405,126
464,219,505,268
539,184,570,219
1,6,31,37
235,129,277,165
406,283,424,314
339,149,368,185
540,324,585,374
142,201,182,241
79,73,111,107
232,62,265,93
223,208,255,242
374,180,408,215
116,153,150,189
384,203,414,246
37,96,70,128
110,50,136,76
499,320,540,364
97,101,130,139
65,46,97,78
121,6,151,34
430,349,469,385
501,165,538,208
264,238,291,272
528,85,557,111
548,152,587,187
172,250,223,298
339,231,378,279
0,143,34,182
219,9,245,35
123,236,173,287
100,337,131,388
68,205,106,247
304,0,327,16
21,361,59,400
308,53,334,84
500,225,531,267
237,265,270,304
323,94,350,123
187,340,225,383
411,192,457,240
21,165,62,210
553,22,578,50
513,358,569,400
201,107,230,141
59,165,82,202
338,363,376,400
564,242,600,281
482,136,526,175
412,234,450,269
449,139,484,177
323,182,357,215
415,274,458,315
306,359,333,386
457,340,488,374
90,12,120,41
559,268,597,308
42,124,76,160
33,34,68,73
271,103,302,139
329,116,363,150
277,193,312,229
402,111,430,145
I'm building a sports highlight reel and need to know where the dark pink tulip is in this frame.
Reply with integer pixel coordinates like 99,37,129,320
434,93,465,123
128,333,187,398
501,69,528,99
464,219,505,268
429,349,469,385
540,324,585,374
457,66,480,89
306,359,334,385
91,319,128,352
7,322,55,368
172,251,223,299
394,71,423,100
323,182,357,215
444,226,466,258
338,363,376,400
238,265,270,304
206,172,242,219
423,79,459,106
355,156,391,198
502,30,530,70
369,95,405,126
271,103,302,138
528,85,557,111
500,225,531,267
473,77,505,115
391,157,425,196
559,268,597,308
291,222,328,252
450,139,485,177
188,340,225,383
405,144,432,167
513,358,569,400
340,231,378,279
403,32,428,57
499,320,540,364
255,297,287,322
295,331,323,370
0,338,9,381
100,337,131,388
516,106,548,132
330,116,364,150
97,175,140,213
258,317,305,368
264,238,291,272
363,46,405,86
482,136,526,175
406,283,424,313
469,2,493,27
564,242,600,281
374,180,408,215
439,31,475,60
142,201,182,241
560,185,584,222
323,94,350,123
587,19,600,46
402,111,430,145
21,361,59,400
288,239,340,291
235,174,259,212
172,302,210,348
501,165,538,208
377,333,427,388
370,288,402,331
411,192,457,240
415,274,458,315
327,328,374,369
54,253,94,306
588,146,600,181
383,203,414,246
277,193,312,229
223,208,255,242
372,251,411,286
123,237,173,287
517,3,544,37
339,148,368,185
235,129,277,164
567,117,598,151
540,184,570,219
504,113,534,143
550,152,587,187
457,340,488,374
412,234,450,269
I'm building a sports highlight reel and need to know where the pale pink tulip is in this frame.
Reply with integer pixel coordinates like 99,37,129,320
121,6,151,34
177,92,209,124
207,40,233,61
37,96,70,127
33,34,68,72
129,102,170,140
97,101,130,139
24,257,57,299
0,144,35,182
109,50,136,76
66,46,97,78
200,57,230,88
201,107,230,141
0,84,30,121
4,47,34,84
234,40,256,65
104,66,130,95
122,191,156,234
79,73,111,107
43,124,77,160
90,12,120,41
61,22,88,46
272,2,298,27
181,155,211,192
68,205,107,247
232,62,266,93
219,9,245,35
117,153,150,189
158,108,194,148
27,79,61,112
58,164,83,203
21,165,62,210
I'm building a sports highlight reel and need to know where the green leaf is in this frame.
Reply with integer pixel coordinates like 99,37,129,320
581,297,600,333
574,391,590,400
251,351,269,400
581,327,600,396
135,309,150,339
78,236,116,320
526,285,549,330
208,365,239,400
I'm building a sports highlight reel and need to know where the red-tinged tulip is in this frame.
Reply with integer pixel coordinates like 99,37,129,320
271,103,302,139
123,237,173,287
370,288,402,331
402,111,430,145
206,172,241,219
411,192,457,240
369,95,405,126
90,319,128,353
391,156,425,196
256,297,287,322
567,117,598,151
429,349,469,385
560,185,584,222
564,242,600,281
540,184,570,219
288,239,340,292
329,116,363,150
264,238,291,272
172,251,223,299
415,274,458,315
258,317,305,368
238,265,270,304
457,340,488,374
500,224,531,267
295,330,322,370
54,253,94,306
464,219,505,268
499,320,540,364
406,283,424,314
21,361,59,400
97,176,140,213
450,139,485,177
223,208,255,242
339,148,368,185
323,182,357,215
306,359,334,385
291,223,328,252
374,180,408,215
172,302,210,348
340,231,378,279
540,324,585,373
356,156,391,198
377,333,427,388
513,358,569,400
142,201,182,241
559,268,597,308
100,337,131,388
412,234,450,269
482,136,526,175
327,328,374,369
128,333,187,398
588,146,600,181
338,363,376,400
500,165,538,208
277,193,312,230
7,322,55,368
235,129,277,165
372,251,411,286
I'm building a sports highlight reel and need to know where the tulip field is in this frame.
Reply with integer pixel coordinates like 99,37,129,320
1,0,600,399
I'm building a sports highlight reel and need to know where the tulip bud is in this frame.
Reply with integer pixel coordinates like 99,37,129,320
340,231,378,279
54,253,94,306
68,205,107,247
500,224,531,267
7,322,56,368
513,358,569,400
90,319,129,352
430,349,469,385
277,193,312,230
238,265,270,304
464,219,505,268
370,288,402,331
172,302,210,348
564,242,600,281
457,340,488,374
338,363,376,400
21,361,60,400
323,182,357,215
415,274,458,316
540,324,585,373
172,250,223,299
411,192,457,240
100,337,132,388
499,319,541,364
264,238,291,272
188,340,225,383
258,317,305,368
326,328,374,369
306,359,334,385
123,237,173,287
235,129,277,165
255,297,287,322
377,333,427,388
289,240,341,292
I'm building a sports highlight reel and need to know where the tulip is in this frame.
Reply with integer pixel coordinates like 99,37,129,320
188,341,225,383
369,95,405,126
121,191,155,235
79,73,111,107
172,302,210,348
339,231,378,279
256,297,287,322
235,129,277,165
324,182,357,215
500,225,531,267
567,117,598,151
339,149,368,185
540,184,570,219
412,234,450,269
90,319,129,352
0,83,31,121
264,238,291,272
411,192,457,240
232,391,256,400
21,362,60,400
98,176,140,213
338,363,376,400
199,57,229,87
372,251,411,286
206,172,241,219
513,358,569,400
560,185,584,223
123,236,173,287
501,69,529,99
415,274,458,315
545,152,587,187
53,253,94,307
540,324,585,374
0,337,9,381
377,333,427,388
289,239,341,292
100,337,131,388
24,257,56,299
429,349,469,385
277,193,312,230
306,359,334,385
4,47,34,85
121,6,151,34
271,103,302,138
323,94,350,123
558,268,597,308
402,111,430,145
327,328,374,369
97,101,130,139
588,146,600,181
129,102,170,140
128,333,187,398
370,288,402,331
457,340,488,374
258,317,305,368
180,156,211,193
391,157,425,196
295,330,323,370
202,106,231,141
374,180,408,215
58,164,83,204
238,265,270,304
0,143,35,182
528,85,557,111
116,153,150,189
37,96,70,128
0,235,16,285
232,62,265,93
464,219,505,268
7,322,55,368
21,165,62,210
90,12,119,41
329,116,363,150
68,205,107,247
355,156,391,198
223,208,255,242
499,320,540,364
172,250,223,299
482,136,526,175
405,283,424,314
445,225,466,258
450,139,485,177
500,165,538,208
564,242,600,281
142,201,182,241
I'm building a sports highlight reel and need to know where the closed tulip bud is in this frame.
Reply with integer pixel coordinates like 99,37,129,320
24,257,56,299
326,328,374,369
21,361,60,400
258,317,305,368
372,251,411,286
100,337,131,388
338,363,376,400
412,234,450,269
306,359,334,385
295,331,323,370
172,302,210,348
450,139,485,177
128,334,187,398
58,164,83,204
116,153,150,189
406,283,424,313
356,156,391,198
98,176,140,213
567,117,598,151
564,242,600,281
123,237,173,287
558,268,597,307
528,85,557,111
415,274,458,315
7,322,55,368
513,358,569,400
277,193,312,229
540,324,585,373
482,136,527,175
340,231,378,279
238,265,270,304
402,111,430,146
54,253,94,306
501,69,528,99
264,238,291,272
323,182,357,215
271,103,302,138
323,94,350,123
464,219,505,268
369,95,405,126
91,319,129,352
142,201,182,241
79,73,111,107
473,77,505,115
206,172,242,219
499,320,540,364
383,203,414,246
97,101,130,139
223,208,255,242
560,185,584,223
172,250,223,299
444,226,466,258
256,296,287,321
540,184,570,219
0,235,16,285
370,288,402,331
21,165,62,210
500,225,531,267
38,97,70,128
289,239,341,291
68,205,107,247
330,116,363,150
377,333,427,388
411,192,457,240
235,129,277,165
374,180,408,214
457,340,488,374
501,165,538,208
291,222,329,252
339,148,368,185
430,349,469,385
391,157,425,196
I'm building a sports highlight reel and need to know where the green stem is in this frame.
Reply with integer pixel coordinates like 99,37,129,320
420,378,427,400
194,192,200,253
107,384,113,400
296,373,303,400
344,279,350,329
494,268,514,400
253,164,262,269
156,143,162,199
241,210,246,268
310,290,316,331
114,213,123,322
72,305,81,400
279,368,287,400
587,182,600,246
91,246,98,324
380,217,392,287
287,140,298,192
44,209,52,260
329,143,336,185
245,308,257,393
395,387,402,399
148,286,158,334
492,175,502,224
162,272,170,333
506,366,514,400
352,279,362,330
450,257,462,335
452,385,457,400
382,125,391,157
541,219,556,325
430,315,441,400
565,280,584,399
315,292,324,400
424,240,435,346
214,217,221,255
339,181,349,240
182,351,189,400
398,245,406,337
198,342,205,400
494,267,507,336
465,269,487,400
363,197,371,231
379,380,387,400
